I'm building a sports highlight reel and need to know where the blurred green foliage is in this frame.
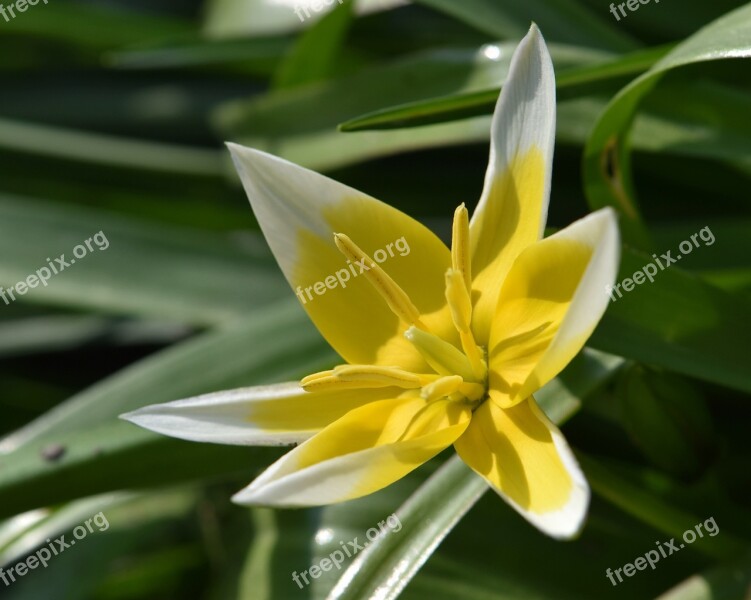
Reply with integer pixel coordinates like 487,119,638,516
0,1,750,598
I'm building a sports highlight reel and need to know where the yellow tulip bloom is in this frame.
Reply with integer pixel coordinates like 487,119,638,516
124,24,619,539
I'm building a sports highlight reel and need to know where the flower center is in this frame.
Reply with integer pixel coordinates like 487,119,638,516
300,204,488,409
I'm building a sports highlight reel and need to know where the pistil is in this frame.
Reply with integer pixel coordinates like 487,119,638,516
404,326,476,381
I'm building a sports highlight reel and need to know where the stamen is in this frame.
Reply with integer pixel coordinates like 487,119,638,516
404,326,475,381
445,269,472,331
333,365,422,387
451,204,472,292
301,365,423,392
334,233,428,329
445,269,485,380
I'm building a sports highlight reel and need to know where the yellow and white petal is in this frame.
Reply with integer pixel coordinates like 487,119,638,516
454,397,588,539
120,383,394,446
227,143,452,371
487,208,619,407
469,24,556,341
232,396,471,506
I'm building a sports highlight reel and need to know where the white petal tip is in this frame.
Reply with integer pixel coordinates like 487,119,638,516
518,481,590,540
230,489,261,506
521,22,547,53
116,386,315,447
118,405,192,440
226,142,262,170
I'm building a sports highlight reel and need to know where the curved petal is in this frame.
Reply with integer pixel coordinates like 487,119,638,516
227,143,452,371
487,208,619,407
454,397,588,539
469,24,556,341
120,383,396,446
232,396,471,506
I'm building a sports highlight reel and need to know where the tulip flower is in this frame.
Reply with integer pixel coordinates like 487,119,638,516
123,24,619,539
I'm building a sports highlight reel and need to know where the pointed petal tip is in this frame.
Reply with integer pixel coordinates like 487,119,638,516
119,406,196,441
224,140,249,160
230,487,261,506
225,142,283,174
590,206,621,251
119,407,149,426
520,22,546,53
601,206,620,227
225,141,262,169
116,405,170,434
118,410,136,423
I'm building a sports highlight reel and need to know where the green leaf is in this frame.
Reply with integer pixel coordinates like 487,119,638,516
0,493,133,562
236,509,312,600
339,44,672,131
0,315,187,359
412,0,639,51
583,3,751,247
0,490,202,598
0,117,224,176
1,2,192,49
0,194,286,325
0,421,281,521
591,247,751,394
651,219,751,293
107,35,292,70
579,454,748,560
617,365,716,479
631,79,751,171
273,1,354,89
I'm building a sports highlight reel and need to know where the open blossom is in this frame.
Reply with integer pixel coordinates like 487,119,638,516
123,24,619,539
